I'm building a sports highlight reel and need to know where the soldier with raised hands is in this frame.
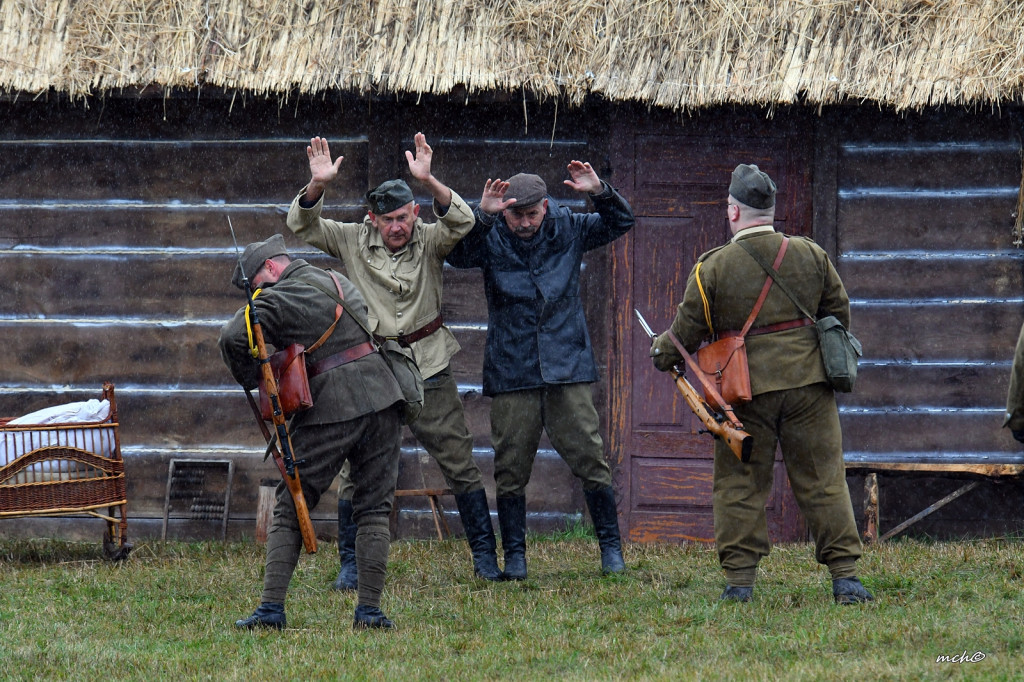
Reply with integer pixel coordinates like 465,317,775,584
287,133,503,585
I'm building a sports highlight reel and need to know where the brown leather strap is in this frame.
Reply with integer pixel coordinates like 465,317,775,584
307,272,346,354
307,341,376,378
373,314,444,347
736,236,790,338
719,316,814,339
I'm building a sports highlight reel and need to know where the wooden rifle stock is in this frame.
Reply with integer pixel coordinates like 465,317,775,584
247,320,318,554
634,309,752,462
669,367,753,462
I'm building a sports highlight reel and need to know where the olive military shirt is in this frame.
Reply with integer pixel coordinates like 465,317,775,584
652,226,850,396
287,189,475,380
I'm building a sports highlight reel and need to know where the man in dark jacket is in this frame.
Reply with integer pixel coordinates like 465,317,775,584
447,162,635,579
650,165,871,605
219,234,404,630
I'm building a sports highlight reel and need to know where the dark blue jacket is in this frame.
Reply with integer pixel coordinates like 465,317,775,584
446,183,634,395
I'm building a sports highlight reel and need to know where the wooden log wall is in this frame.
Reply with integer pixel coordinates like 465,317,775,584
0,93,612,543
817,107,1024,537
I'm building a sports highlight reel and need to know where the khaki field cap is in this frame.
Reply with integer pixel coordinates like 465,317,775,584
233,233,288,290
366,179,416,215
729,164,777,209
505,173,547,209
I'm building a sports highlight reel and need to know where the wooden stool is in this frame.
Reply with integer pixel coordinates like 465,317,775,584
391,488,452,540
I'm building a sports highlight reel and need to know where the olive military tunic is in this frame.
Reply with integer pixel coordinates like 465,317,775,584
652,226,863,583
286,189,484,495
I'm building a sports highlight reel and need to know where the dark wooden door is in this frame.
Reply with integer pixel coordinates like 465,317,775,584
608,107,812,543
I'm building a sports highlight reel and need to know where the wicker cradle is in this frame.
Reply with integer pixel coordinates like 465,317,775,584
0,382,131,560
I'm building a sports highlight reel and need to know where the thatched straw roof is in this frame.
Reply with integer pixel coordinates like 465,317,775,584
2,0,1023,110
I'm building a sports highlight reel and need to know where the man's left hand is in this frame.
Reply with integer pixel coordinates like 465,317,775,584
564,160,603,194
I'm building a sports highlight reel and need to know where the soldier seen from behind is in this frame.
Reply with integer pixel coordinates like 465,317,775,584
650,164,872,605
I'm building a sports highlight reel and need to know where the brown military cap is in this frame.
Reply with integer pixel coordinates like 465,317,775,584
505,173,547,209
729,164,777,209
366,179,415,215
232,233,288,290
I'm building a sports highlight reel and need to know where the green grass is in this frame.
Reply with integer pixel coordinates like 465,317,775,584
0,530,1021,681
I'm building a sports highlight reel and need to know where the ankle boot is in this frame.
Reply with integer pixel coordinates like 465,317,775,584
583,486,626,575
332,499,358,591
353,604,395,630
454,489,503,581
235,602,286,630
833,577,874,605
497,495,527,581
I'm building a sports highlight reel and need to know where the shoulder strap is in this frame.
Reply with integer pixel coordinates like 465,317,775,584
306,271,376,342
305,271,347,354
737,236,817,323
738,237,790,337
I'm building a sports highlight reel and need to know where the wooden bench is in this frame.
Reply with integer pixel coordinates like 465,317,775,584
844,461,1024,543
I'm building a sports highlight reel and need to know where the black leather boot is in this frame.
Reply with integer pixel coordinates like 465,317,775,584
497,495,527,581
454,489,503,581
353,604,395,630
833,577,874,605
583,486,626,575
234,602,286,630
720,585,754,602
332,499,358,591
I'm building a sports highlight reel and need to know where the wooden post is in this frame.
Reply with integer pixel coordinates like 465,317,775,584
256,478,277,543
863,473,879,545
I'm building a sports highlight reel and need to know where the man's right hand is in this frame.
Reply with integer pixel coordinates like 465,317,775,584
305,137,344,202
478,178,516,215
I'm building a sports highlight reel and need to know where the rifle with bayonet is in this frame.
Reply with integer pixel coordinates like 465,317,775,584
635,309,753,462
229,218,318,553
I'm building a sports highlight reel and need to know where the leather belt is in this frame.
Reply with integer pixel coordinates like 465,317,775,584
719,317,814,339
307,341,376,378
373,314,443,347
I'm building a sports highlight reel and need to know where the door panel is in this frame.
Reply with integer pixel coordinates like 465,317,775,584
609,108,811,543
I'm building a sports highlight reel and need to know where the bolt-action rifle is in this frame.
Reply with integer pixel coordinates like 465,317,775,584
229,218,317,553
635,309,753,462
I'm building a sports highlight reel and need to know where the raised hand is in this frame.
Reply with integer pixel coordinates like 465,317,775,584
306,137,343,192
564,160,602,194
479,178,516,215
405,132,434,184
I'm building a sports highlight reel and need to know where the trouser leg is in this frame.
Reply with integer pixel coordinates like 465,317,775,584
712,394,779,585
777,384,863,576
355,516,391,608
490,389,543,498
408,365,482,495
346,405,403,613
541,383,613,491
490,390,541,581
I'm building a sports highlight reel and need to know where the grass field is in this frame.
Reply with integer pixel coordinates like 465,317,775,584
0,528,1021,681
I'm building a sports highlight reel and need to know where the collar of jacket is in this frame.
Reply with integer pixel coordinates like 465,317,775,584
275,258,311,283
731,224,775,242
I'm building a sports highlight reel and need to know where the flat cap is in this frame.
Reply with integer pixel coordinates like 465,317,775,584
366,179,415,215
232,233,288,290
729,164,777,209
505,173,547,209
